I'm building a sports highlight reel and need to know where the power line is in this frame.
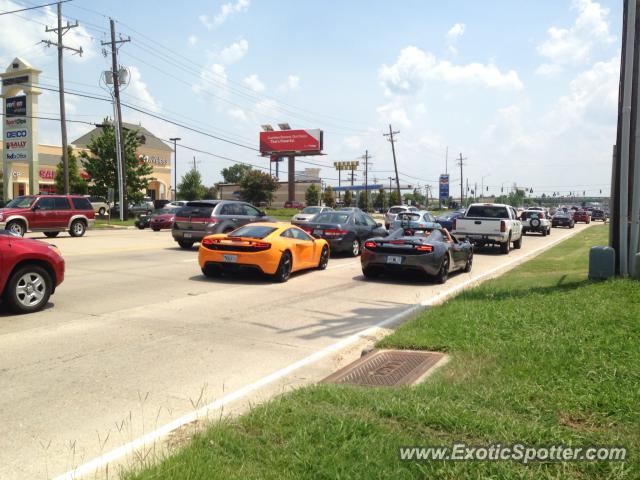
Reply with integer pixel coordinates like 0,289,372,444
0,0,70,15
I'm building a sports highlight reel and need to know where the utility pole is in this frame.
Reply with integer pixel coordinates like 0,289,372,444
458,153,466,207
170,137,180,201
43,2,83,195
383,125,401,202
102,19,130,220
361,150,373,211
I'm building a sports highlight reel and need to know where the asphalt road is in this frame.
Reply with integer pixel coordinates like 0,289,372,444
0,224,593,479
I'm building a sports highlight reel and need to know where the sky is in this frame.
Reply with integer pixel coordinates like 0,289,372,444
0,0,623,197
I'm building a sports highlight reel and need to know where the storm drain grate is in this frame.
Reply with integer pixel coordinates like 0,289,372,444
322,349,446,387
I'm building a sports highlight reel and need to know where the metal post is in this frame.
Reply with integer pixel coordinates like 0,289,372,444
288,155,295,202
170,137,180,201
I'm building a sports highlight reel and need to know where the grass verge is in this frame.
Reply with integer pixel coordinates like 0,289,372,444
125,226,639,480
93,218,136,228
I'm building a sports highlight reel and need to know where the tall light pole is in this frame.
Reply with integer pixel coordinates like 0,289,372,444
170,137,181,200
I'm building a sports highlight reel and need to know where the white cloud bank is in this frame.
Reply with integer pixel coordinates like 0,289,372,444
199,0,250,29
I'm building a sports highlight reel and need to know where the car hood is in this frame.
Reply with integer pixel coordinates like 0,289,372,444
292,213,315,220
5,234,51,249
0,207,29,217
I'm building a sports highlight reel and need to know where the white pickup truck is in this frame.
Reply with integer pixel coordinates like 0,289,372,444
451,203,523,254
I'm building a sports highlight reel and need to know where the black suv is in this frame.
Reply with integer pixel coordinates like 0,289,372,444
172,200,275,249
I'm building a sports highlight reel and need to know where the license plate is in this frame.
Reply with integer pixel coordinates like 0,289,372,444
386,255,402,265
223,254,237,263
313,229,323,236
184,233,192,238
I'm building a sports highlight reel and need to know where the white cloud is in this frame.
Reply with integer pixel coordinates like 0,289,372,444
228,108,248,123
127,66,161,112
243,74,265,92
447,23,465,40
217,39,248,64
535,63,563,76
376,102,411,128
278,74,300,92
199,0,250,29
188,35,198,46
379,46,523,94
342,136,363,150
536,0,614,71
193,63,227,94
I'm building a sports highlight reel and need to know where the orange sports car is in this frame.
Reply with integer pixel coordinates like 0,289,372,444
198,222,330,282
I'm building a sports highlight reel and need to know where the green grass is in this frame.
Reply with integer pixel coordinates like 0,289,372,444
264,208,301,221
125,226,639,480
93,218,136,228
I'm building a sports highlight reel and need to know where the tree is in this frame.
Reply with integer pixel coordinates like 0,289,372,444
221,164,252,184
323,185,336,208
357,191,367,210
178,168,206,200
81,120,153,204
373,187,387,211
305,184,320,206
55,146,87,194
203,184,218,200
389,190,400,206
240,170,279,205
343,190,353,207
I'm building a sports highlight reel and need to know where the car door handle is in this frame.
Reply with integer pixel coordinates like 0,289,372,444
231,218,238,221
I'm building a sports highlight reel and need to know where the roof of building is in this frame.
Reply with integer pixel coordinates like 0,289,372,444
71,122,172,152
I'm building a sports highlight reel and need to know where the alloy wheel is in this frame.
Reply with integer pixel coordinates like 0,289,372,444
15,272,47,308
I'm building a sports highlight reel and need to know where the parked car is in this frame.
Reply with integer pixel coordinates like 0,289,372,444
361,226,472,283
573,210,591,224
0,230,65,313
135,208,175,230
172,200,275,249
436,211,465,231
452,203,523,254
295,210,387,256
86,196,110,216
0,195,95,237
110,200,155,217
291,206,334,223
338,207,362,212
384,205,419,229
521,210,552,236
591,209,608,223
390,210,437,231
198,223,329,282
284,201,305,209
551,211,575,228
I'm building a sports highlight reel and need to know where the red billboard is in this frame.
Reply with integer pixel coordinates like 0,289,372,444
260,129,323,155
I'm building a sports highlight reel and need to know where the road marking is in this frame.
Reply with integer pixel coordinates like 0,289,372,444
52,226,586,480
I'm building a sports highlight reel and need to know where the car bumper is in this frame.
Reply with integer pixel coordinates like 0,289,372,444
552,221,572,227
326,237,354,253
151,222,173,229
198,248,280,275
361,249,440,275
454,232,509,243
173,229,209,242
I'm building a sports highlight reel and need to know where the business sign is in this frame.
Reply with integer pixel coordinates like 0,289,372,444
439,174,450,200
259,129,323,155
39,169,55,180
138,154,169,166
5,95,27,117
4,117,26,127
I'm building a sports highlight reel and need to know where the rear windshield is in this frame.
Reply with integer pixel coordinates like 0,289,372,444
521,211,543,219
397,213,420,221
314,212,351,224
302,207,322,214
389,207,406,214
466,205,510,219
153,208,173,214
228,225,276,239
175,205,215,218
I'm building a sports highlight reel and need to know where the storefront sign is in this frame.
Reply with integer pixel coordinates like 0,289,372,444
11,170,22,178
39,169,55,180
6,140,27,150
5,95,27,117
138,154,169,166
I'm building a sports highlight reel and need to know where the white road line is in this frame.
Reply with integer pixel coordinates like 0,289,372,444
53,227,585,480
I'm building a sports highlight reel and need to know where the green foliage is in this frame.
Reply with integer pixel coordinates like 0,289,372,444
178,169,206,201
305,184,320,206
357,191,367,210
80,120,153,203
55,146,87,194
322,186,336,208
373,187,387,211
203,185,218,200
221,164,252,184
240,170,279,205
388,189,399,206
495,188,526,207
404,188,425,206
343,190,352,207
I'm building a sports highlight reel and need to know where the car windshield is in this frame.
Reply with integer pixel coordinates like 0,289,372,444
228,225,276,239
466,205,510,219
302,207,322,214
4,196,36,208
314,212,350,224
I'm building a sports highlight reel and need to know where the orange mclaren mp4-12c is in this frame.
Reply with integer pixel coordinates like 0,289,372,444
198,222,330,282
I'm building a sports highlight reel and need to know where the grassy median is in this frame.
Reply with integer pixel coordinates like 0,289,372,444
125,226,639,480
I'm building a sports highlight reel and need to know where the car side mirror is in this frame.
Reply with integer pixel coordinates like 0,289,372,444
258,211,266,217
32,204,40,211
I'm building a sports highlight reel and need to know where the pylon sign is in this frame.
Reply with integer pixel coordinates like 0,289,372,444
439,174,450,200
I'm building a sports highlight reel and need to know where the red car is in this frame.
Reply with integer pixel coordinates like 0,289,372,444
0,231,65,313
573,210,591,224
150,211,175,231
0,195,95,237
284,201,305,210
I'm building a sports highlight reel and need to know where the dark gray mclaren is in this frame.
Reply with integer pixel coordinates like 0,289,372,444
360,227,473,283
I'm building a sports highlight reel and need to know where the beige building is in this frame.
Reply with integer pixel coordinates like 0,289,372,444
1,122,174,200
219,181,321,207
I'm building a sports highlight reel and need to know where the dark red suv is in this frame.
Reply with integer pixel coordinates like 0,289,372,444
0,231,65,313
0,195,95,237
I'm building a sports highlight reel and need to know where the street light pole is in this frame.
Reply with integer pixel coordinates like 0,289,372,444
170,137,181,201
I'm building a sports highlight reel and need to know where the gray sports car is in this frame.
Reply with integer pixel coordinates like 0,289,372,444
360,227,473,283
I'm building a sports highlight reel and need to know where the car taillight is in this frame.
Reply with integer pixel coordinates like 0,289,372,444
500,220,506,232
452,218,457,230
364,241,376,249
539,213,545,219
324,229,348,237
416,245,433,252
251,242,271,250
201,238,215,246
